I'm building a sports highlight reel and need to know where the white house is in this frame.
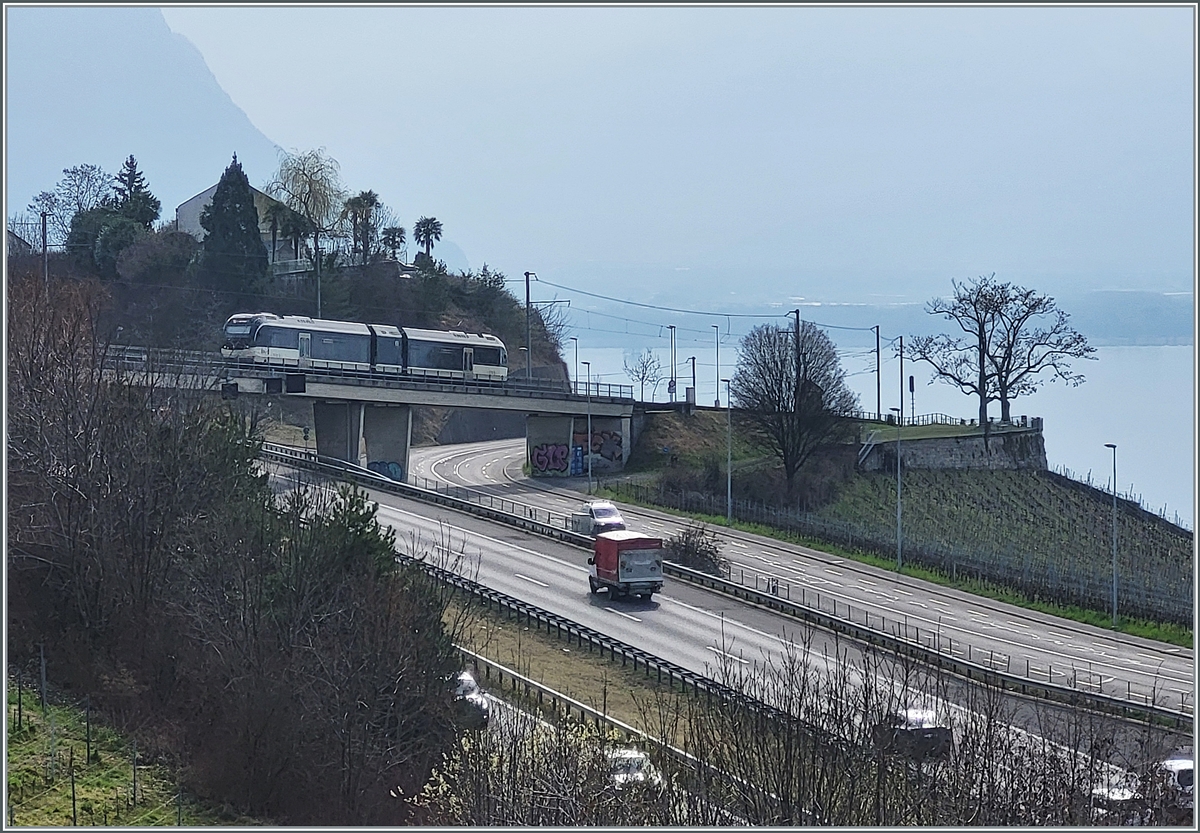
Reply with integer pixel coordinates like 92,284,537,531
175,184,293,262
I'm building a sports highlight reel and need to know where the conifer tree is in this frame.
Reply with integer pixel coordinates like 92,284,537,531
113,155,162,229
199,154,268,294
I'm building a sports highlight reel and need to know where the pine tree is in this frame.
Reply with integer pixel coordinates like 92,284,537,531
113,155,162,229
199,154,268,294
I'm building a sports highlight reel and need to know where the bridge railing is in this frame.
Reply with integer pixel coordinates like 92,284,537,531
101,347,636,402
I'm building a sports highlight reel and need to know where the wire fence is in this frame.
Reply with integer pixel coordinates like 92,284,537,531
600,480,1193,625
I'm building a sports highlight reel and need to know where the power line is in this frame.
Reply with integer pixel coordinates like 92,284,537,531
536,277,788,319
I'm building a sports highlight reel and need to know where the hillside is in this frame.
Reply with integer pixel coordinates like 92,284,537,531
610,409,1194,631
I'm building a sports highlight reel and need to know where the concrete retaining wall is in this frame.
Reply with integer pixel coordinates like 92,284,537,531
860,428,1048,472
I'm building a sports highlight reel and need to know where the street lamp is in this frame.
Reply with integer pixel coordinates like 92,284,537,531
583,360,593,494
1105,443,1118,627
667,325,677,402
723,378,732,523
713,324,721,407
524,271,536,381
569,336,578,395
890,407,903,570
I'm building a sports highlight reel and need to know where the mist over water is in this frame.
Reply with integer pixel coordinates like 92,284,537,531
573,343,1194,530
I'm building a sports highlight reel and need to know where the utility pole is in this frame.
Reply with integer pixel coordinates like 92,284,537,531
890,407,903,570
723,379,732,523
315,230,322,318
667,325,676,402
688,356,696,395
873,325,881,420
524,271,536,382
792,309,801,414
583,361,593,494
569,336,578,394
712,324,721,406
1105,443,1118,627
898,335,904,427
40,211,49,296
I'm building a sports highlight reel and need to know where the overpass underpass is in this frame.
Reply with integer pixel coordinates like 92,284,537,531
105,346,637,484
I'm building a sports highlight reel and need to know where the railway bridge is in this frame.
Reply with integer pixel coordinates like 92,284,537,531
106,347,638,483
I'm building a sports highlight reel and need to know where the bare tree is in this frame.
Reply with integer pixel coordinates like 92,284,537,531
26,163,115,246
730,321,858,497
908,274,1010,427
910,275,1095,425
988,283,1095,422
266,148,348,269
623,348,663,401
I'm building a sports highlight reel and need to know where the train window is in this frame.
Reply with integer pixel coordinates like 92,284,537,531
408,340,463,371
256,326,298,349
473,347,502,367
311,332,371,363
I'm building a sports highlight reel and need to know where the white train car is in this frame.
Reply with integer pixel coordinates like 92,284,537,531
221,314,508,382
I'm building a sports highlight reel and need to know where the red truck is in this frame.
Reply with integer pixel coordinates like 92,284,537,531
588,530,665,599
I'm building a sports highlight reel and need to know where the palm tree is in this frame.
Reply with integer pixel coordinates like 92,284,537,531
381,226,406,263
412,216,443,258
342,194,366,263
356,190,379,265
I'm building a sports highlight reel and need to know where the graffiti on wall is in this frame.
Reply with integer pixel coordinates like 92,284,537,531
367,460,404,481
531,443,570,474
572,430,624,463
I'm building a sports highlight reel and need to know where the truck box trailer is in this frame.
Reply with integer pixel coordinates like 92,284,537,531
588,530,664,599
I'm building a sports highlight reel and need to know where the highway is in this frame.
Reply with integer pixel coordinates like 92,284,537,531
406,438,1195,719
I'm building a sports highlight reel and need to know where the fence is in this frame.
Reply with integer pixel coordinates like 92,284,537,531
260,444,1193,727
600,481,1193,625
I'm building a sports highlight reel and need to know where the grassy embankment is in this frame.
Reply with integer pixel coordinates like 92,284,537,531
608,410,1194,648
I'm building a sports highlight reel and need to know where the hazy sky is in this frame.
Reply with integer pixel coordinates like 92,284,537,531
158,5,1196,306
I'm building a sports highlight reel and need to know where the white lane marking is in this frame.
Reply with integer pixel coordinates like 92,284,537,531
928,599,951,608
893,588,913,596
513,574,549,588
706,646,750,664
604,607,642,622
823,568,842,575
859,579,877,587
1006,620,1030,629
730,541,748,548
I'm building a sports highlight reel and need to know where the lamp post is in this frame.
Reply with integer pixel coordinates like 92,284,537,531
524,271,536,381
890,407,903,570
568,336,578,394
713,324,721,407
583,361,593,494
1105,443,1118,627
723,378,732,523
667,325,677,402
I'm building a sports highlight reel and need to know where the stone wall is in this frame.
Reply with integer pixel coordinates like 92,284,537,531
860,428,1048,472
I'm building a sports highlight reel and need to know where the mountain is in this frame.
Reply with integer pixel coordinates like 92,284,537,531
5,6,281,221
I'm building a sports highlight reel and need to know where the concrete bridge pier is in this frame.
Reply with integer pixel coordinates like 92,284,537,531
526,413,632,478
313,401,412,481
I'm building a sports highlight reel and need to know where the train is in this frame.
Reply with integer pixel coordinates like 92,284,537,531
220,312,509,382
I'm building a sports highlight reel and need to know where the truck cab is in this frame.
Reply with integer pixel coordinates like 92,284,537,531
588,530,664,599
569,500,627,536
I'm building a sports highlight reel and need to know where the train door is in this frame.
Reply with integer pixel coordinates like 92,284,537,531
298,332,312,368
463,347,475,380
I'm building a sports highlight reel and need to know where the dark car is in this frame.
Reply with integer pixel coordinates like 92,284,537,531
872,708,953,761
